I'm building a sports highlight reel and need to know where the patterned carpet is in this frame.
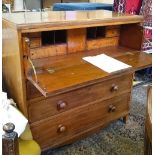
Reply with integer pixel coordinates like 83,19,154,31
42,84,148,155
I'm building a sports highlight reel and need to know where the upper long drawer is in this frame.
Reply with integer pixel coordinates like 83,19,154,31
28,73,132,122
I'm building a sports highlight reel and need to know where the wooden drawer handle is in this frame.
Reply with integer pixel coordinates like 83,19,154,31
57,124,67,133
57,100,67,110
108,105,116,112
111,84,119,92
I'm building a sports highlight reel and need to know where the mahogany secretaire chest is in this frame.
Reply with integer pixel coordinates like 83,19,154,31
2,10,151,150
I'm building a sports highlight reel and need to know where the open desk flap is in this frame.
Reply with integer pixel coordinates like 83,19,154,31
116,51,152,71
26,62,111,97
26,49,151,97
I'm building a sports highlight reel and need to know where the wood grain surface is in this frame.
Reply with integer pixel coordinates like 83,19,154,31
2,10,143,32
31,93,131,149
28,73,132,122
2,11,152,151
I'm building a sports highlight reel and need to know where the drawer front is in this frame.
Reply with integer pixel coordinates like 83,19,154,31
86,37,119,50
105,29,120,38
22,33,41,50
30,93,130,149
28,74,132,122
29,37,41,48
29,44,67,59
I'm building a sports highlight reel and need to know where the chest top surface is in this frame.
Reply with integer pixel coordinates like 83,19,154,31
3,10,143,32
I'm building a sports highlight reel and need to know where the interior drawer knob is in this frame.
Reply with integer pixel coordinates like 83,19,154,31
111,84,119,92
57,100,67,110
57,124,67,133
109,105,116,112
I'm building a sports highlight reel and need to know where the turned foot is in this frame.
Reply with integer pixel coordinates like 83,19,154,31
123,115,129,124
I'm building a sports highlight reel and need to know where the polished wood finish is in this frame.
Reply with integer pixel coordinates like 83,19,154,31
119,24,143,50
2,21,27,116
23,32,42,48
30,46,151,72
67,28,86,53
2,123,19,155
2,11,151,150
25,44,152,100
31,93,130,149
87,37,119,50
144,85,152,155
28,73,132,122
29,38,42,48
105,28,120,37
30,44,67,59
27,47,151,98
2,11,143,33
26,81,42,99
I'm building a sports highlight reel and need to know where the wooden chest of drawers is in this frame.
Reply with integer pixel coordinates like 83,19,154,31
2,10,151,150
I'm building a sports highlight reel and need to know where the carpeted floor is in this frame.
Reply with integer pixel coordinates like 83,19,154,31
42,84,149,155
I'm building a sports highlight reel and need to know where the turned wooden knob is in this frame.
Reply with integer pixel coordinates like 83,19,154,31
111,84,119,92
57,124,66,133
57,100,67,110
3,123,15,134
109,105,116,112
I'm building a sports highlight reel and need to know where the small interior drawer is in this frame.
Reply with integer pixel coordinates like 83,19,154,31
29,44,67,59
86,37,119,50
105,28,120,37
29,38,41,48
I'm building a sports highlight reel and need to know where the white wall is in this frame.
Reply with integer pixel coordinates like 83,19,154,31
89,0,114,4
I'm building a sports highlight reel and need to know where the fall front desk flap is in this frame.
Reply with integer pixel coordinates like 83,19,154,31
27,51,151,97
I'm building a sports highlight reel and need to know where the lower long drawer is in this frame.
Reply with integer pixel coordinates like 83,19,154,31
30,93,131,150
